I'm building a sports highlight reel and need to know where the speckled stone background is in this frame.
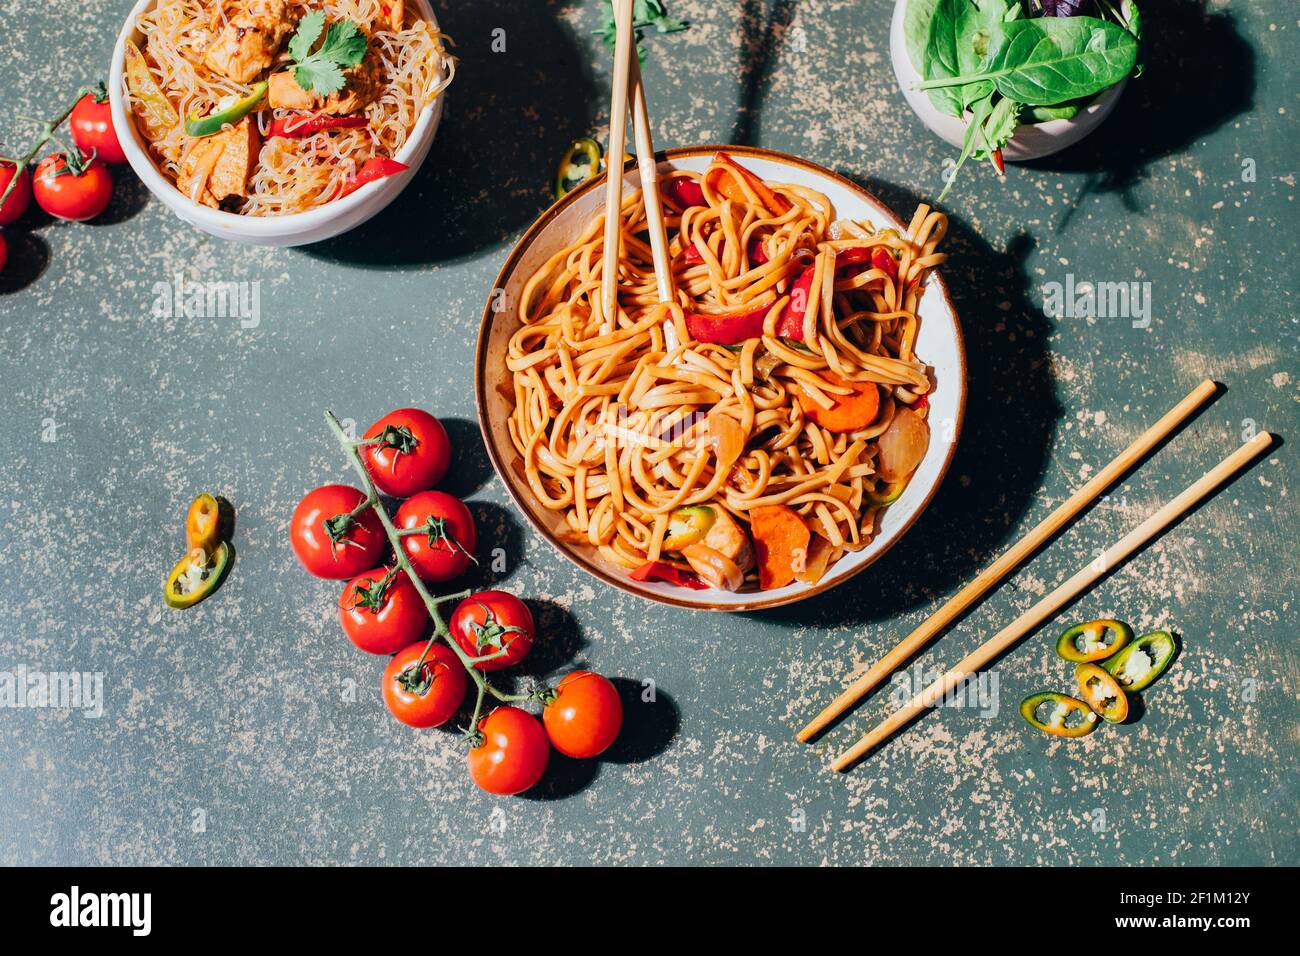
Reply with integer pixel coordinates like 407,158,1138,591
1,0,1296,866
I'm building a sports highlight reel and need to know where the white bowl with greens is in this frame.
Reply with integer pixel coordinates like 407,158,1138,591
891,0,1142,198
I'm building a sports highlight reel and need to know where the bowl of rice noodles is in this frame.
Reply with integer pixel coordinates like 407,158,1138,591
109,0,454,245
476,146,967,611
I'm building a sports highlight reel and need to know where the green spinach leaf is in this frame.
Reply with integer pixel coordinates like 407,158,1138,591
923,0,1007,116
904,0,941,73
917,15,1137,106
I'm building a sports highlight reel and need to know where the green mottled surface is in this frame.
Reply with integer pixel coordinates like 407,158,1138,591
0,0,1295,865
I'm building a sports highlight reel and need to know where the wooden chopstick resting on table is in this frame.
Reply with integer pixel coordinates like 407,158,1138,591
599,0,636,332
797,378,1220,743
831,429,1275,771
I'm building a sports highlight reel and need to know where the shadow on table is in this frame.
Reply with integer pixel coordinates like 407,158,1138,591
439,417,494,500
523,679,679,801
0,230,50,296
1026,0,1256,229
752,180,1062,715
730,0,800,146
305,0,600,268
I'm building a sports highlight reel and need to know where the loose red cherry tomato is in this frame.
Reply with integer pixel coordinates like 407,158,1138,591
395,490,476,582
449,591,534,671
71,92,128,165
468,706,550,795
32,153,112,222
542,671,623,758
0,161,31,226
339,566,429,655
362,408,451,498
290,484,386,579
382,642,466,728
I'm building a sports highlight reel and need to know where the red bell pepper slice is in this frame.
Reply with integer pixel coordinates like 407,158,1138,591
681,242,704,264
706,152,792,216
339,157,408,198
629,561,708,590
775,261,817,340
661,175,706,210
684,299,773,345
267,114,368,139
871,245,899,284
776,247,901,341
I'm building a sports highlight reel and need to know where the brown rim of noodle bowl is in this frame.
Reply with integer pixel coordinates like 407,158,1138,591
475,145,967,612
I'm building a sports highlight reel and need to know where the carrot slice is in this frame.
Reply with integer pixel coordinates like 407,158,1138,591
749,505,811,590
705,152,792,217
794,373,881,433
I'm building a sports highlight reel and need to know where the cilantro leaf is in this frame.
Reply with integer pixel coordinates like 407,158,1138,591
288,9,325,63
287,15,368,95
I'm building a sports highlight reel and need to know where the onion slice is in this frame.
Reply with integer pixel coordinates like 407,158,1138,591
876,406,929,482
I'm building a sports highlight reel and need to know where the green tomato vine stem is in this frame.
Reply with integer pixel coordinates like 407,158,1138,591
324,411,535,741
0,86,96,208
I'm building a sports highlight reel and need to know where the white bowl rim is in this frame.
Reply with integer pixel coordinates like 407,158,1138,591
107,0,444,239
475,144,968,612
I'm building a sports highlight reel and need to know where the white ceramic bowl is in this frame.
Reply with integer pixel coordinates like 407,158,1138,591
476,146,967,611
108,0,446,246
888,0,1126,162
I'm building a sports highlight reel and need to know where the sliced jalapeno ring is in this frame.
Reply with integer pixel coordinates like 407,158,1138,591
1075,663,1129,723
1019,691,1099,738
185,81,268,138
867,479,907,505
554,137,603,199
164,542,231,609
1056,618,1132,663
1102,629,1176,692
185,492,222,553
663,505,716,552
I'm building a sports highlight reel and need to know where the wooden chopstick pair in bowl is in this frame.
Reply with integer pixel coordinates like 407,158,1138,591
798,378,1275,769
601,0,675,324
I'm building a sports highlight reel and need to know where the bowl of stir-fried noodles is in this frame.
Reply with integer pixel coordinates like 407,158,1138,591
110,0,454,245
476,146,967,611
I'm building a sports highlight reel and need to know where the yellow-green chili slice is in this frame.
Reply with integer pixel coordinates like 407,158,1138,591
1056,618,1132,663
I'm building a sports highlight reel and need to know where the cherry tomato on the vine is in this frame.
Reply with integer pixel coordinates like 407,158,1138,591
339,566,428,655
468,706,550,795
382,642,466,728
71,92,128,165
395,490,476,582
362,408,451,498
449,591,534,671
543,671,623,758
0,161,32,226
32,153,112,222
290,484,386,579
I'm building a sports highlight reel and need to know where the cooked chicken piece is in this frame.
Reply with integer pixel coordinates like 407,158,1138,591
267,70,316,111
203,0,296,83
684,508,754,572
177,117,260,207
209,117,260,201
267,54,381,115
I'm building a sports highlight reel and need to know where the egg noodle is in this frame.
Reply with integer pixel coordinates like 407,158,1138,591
506,156,948,592
131,0,454,215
